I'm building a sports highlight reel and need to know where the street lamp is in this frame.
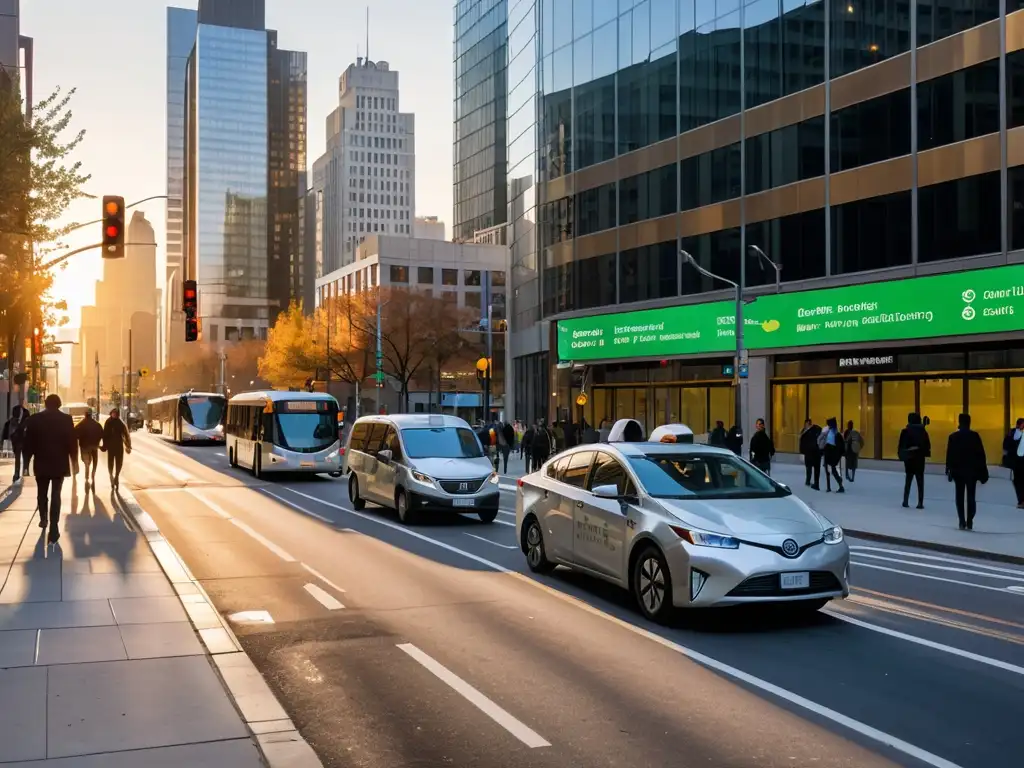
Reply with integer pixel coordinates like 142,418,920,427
748,245,782,294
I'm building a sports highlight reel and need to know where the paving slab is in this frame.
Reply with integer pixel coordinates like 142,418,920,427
0,666,47,762
0,628,37,667
36,625,128,665
109,595,188,625
118,621,204,659
0,738,264,767
0,599,114,631
61,571,175,600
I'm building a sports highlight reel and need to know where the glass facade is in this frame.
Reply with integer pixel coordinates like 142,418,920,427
186,23,270,328
454,0,509,242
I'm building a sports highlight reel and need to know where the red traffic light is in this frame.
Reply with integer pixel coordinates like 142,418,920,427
106,225,119,238
184,287,197,300
102,195,125,259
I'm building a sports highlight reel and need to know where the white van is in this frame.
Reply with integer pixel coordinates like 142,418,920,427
344,414,500,524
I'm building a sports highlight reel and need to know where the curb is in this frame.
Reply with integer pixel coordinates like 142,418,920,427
845,528,1024,566
115,485,324,768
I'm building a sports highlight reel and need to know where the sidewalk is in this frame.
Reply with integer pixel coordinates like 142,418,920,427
499,451,1024,564
0,475,269,766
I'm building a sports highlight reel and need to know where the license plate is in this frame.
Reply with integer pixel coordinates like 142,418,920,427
452,498,476,508
780,572,810,590
300,461,315,468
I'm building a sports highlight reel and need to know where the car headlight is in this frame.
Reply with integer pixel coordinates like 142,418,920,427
488,472,499,485
823,525,844,545
670,526,740,549
411,470,435,488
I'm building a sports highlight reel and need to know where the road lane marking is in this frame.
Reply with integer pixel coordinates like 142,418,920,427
215,452,226,457
850,545,1024,576
841,595,1024,646
464,532,517,550
284,487,982,767
1009,586,1024,594
184,488,298,562
852,587,1024,631
826,611,1024,676
498,509,515,518
186,488,231,519
499,483,516,492
261,489,333,523
853,562,1024,595
493,519,515,527
851,553,1024,583
397,643,550,749
304,583,345,610
132,450,195,483
229,610,275,624
301,563,347,593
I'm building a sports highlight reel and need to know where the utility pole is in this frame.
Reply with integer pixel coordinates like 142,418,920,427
325,294,331,396
127,327,132,417
483,272,493,421
375,300,384,411
95,352,100,412
121,366,126,414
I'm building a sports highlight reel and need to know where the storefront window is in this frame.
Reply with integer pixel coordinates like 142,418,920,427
654,388,671,429
967,378,1005,466
882,380,916,459
808,382,842,427
681,387,708,436
591,389,610,430
772,383,807,454
636,388,649,434
919,378,963,464
842,381,870,457
709,386,735,432
615,388,634,423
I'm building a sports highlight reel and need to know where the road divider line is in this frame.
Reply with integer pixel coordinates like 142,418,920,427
261,489,333,523
853,562,1024,595
464,532,517,550
493,519,515,527
851,553,1024,582
498,483,516,492
304,583,345,610
826,611,1024,677
850,545,1024,576
132,450,195,483
230,519,297,562
852,587,1024,631
301,563,346,593
185,488,231,519
283,486,979,768
397,643,550,749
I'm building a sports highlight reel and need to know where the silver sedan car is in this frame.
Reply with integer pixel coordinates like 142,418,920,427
516,442,850,622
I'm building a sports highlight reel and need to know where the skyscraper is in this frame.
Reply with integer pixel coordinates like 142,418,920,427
168,0,307,349
311,58,416,276
453,0,507,244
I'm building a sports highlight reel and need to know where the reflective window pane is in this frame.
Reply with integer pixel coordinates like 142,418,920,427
619,241,678,303
918,172,1001,263
830,89,911,172
830,0,911,79
916,0,998,47
917,58,999,152
831,191,912,275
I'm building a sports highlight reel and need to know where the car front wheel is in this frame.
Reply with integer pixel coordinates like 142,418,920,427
524,518,556,574
396,489,416,525
478,508,497,524
632,546,674,623
349,475,366,510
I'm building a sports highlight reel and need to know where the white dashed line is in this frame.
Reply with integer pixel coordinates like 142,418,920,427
397,643,550,748
228,610,275,624
261,488,333,523
230,518,297,562
464,532,517,550
301,563,347,593
304,583,345,610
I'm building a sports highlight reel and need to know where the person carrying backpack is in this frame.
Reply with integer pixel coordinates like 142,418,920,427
844,420,864,482
2,405,30,483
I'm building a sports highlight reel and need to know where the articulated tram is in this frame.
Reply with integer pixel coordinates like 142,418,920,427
146,392,227,443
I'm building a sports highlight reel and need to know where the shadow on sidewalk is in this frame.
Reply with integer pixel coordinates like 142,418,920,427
62,477,138,575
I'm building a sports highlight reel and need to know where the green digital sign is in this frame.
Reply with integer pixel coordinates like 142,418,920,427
557,263,1024,362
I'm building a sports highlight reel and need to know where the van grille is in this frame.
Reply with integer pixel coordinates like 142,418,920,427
439,478,487,494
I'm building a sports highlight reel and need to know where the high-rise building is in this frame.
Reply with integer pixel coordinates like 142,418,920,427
453,0,507,243
505,0,1024,467
311,58,416,277
168,0,307,349
165,6,197,367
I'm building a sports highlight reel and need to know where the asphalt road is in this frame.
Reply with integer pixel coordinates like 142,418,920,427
120,433,1024,768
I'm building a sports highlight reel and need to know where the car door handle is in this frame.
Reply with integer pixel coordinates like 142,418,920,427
575,500,584,508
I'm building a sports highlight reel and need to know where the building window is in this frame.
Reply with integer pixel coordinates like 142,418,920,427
619,163,677,226
831,190,912,275
464,270,482,286
491,270,506,287
919,172,1001,263
680,14,742,133
1008,50,1024,129
575,182,617,236
830,0,911,79
619,241,678,304
917,58,999,152
465,291,482,309
745,117,825,195
746,209,826,286
681,143,741,211
417,267,434,285
831,89,911,172
390,265,409,283
916,0,998,47
442,268,458,286
576,252,617,309
617,48,676,154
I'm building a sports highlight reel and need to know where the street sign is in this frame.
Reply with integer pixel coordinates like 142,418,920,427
139,367,150,378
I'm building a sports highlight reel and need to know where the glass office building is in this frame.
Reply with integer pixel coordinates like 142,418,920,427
454,0,509,242
509,0,1024,464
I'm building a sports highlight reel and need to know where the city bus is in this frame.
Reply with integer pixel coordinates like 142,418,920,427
146,392,226,443
225,390,343,478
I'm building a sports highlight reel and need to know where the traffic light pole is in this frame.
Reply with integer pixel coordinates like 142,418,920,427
483,271,492,422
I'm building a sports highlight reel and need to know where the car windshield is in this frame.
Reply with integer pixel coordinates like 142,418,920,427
401,427,484,459
182,397,224,429
627,452,791,499
275,410,338,452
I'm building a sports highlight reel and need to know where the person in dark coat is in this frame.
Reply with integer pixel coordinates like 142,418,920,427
531,420,552,470
725,425,743,455
798,419,822,490
522,424,535,471
748,418,775,474
898,412,931,509
100,408,132,490
22,395,78,543
709,421,728,448
946,413,989,530
499,421,515,474
74,409,104,490
581,421,599,444
2,404,30,482
822,417,845,493
1002,418,1024,509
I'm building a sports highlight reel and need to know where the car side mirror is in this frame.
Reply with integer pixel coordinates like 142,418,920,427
377,449,393,463
592,484,620,499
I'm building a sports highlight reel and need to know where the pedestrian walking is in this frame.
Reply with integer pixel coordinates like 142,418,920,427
499,421,514,474
749,418,775,475
709,420,728,448
898,412,931,509
74,408,104,490
100,408,132,490
725,425,743,455
22,395,78,544
946,413,988,530
822,417,845,493
844,420,864,482
598,418,612,443
582,420,599,444
531,420,552,470
798,419,822,489
522,423,534,471
1002,418,1024,508
2,404,30,483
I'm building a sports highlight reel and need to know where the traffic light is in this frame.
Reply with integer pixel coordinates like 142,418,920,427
183,279,199,342
102,196,125,259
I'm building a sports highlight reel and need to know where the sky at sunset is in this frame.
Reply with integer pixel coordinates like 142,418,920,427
21,0,455,330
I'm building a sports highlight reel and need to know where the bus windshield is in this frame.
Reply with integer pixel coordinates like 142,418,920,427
274,401,338,452
182,396,225,430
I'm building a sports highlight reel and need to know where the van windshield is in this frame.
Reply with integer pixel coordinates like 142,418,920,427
401,427,483,459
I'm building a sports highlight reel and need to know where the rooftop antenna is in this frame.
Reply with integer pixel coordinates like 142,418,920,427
366,6,370,64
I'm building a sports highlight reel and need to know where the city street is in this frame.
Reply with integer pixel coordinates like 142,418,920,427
119,433,1024,768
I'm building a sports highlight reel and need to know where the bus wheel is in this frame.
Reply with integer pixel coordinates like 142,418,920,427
252,450,261,479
